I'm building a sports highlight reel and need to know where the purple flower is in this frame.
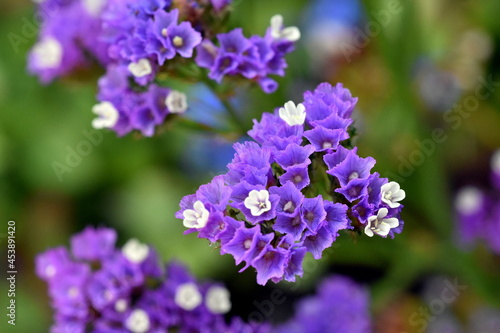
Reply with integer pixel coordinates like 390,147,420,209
275,276,371,333
70,226,117,261
177,82,405,285
37,227,270,332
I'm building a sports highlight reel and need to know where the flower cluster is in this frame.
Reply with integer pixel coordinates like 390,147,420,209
36,226,271,332
28,0,299,136
27,0,110,83
274,276,371,333
455,150,500,254
195,15,299,93
177,82,405,285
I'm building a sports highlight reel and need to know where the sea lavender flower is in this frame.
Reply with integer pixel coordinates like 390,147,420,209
195,15,300,93
455,150,500,254
36,226,271,332
274,276,371,333
28,0,110,83
92,64,188,136
176,82,405,285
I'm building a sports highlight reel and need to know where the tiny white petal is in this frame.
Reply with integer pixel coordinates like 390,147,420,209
281,26,301,42
364,208,399,237
92,101,119,129
381,182,405,208
491,150,500,174
269,14,300,42
126,309,150,333
128,59,152,77
122,238,149,264
115,299,127,313
175,283,202,310
166,90,188,113
278,101,306,126
83,0,106,16
182,200,209,229
32,37,63,69
455,187,482,215
244,190,271,217
205,286,231,314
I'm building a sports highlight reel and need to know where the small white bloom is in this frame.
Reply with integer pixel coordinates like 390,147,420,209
128,58,152,77
175,283,202,311
491,150,500,174
183,200,209,229
244,190,272,217
32,37,63,69
270,14,301,42
205,286,231,314
364,208,399,237
122,238,149,264
380,181,406,208
126,309,150,333
278,101,306,126
115,299,128,313
166,90,188,113
83,0,106,16
455,186,482,215
91,101,119,129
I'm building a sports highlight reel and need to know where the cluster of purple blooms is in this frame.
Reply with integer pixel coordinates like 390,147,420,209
275,276,371,333
36,226,271,333
177,82,405,285
28,0,299,137
455,150,500,255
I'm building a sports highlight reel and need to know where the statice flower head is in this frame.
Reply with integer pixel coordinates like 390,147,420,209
177,82,405,285
92,64,188,136
28,0,110,83
36,226,271,332
274,276,371,333
29,0,299,136
455,150,500,254
195,15,300,93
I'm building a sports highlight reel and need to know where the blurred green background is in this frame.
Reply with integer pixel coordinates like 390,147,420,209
1,0,500,332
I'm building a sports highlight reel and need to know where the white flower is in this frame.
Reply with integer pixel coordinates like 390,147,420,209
83,0,106,16
122,238,149,264
270,14,301,42
175,283,202,310
364,208,399,237
244,190,271,216
166,90,188,113
205,286,231,314
91,101,119,129
32,37,63,69
455,186,482,215
491,150,500,174
128,58,152,77
125,309,150,333
278,101,306,126
183,201,209,229
114,299,128,313
380,181,406,208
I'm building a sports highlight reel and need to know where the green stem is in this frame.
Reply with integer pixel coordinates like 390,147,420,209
201,78,247,135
